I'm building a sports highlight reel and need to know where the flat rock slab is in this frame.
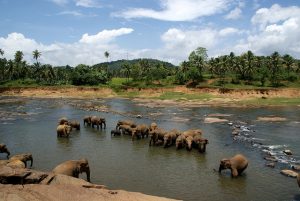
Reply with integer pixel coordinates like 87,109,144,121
280,169,298,178
204,117,228,124
0,184,180,201
257,116,287,122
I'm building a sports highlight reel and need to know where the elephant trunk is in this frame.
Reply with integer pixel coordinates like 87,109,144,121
86,168,91,182
6,150,10,159
218,165,223,173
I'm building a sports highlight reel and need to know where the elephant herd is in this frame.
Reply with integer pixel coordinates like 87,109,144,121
112,120,209,153
0,143,90,182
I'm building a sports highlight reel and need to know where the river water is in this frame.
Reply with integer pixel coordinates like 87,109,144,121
0,96,299,201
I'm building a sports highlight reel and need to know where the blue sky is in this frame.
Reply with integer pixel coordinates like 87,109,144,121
0,0,300,66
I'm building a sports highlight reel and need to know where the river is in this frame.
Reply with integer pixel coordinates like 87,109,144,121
0,96,299,201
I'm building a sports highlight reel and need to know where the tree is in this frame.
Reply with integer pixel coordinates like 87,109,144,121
269,51,281,87
104,51,109,62
282,54,294,76
188,47,208,81
33,50,41,63
0,49,4,57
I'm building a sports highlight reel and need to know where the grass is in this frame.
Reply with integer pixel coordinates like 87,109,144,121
157,91,216,101
241,97,300,106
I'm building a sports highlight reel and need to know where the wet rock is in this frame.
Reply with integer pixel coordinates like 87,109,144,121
264,156,278,162
232,129,240,135
283,150,292,155
204,117,228,124
136,115,142,118
257,116,287,122
280,169,298,178
292,165,300,171
266,162,276,168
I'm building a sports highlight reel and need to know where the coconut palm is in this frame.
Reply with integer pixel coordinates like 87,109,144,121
282,54,294,76
33,50,41,64
0,48,4,57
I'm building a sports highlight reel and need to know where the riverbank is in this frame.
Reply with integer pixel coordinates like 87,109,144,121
1,86,300,106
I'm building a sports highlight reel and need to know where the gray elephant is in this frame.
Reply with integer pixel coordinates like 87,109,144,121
193,135,209,153
149,122,158,132
68,120,80,130
176,134,186,150
219,154,248,177
91,116,106,129
163,129,181,148
116,120,136,130
7,160,26,169
58,117,69,125
0,143,10,159
10,153,33,168
52,158,90,182
111,129,121,136
83,116,92,126
132,124,149,140
149,128,167,146
57,124,72,137
185,136,194,151
119,124,135,136
182,129,203,138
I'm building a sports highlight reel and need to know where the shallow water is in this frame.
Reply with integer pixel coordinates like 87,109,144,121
0,96,300,201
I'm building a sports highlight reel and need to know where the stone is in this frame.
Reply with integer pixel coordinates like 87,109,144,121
283,150,292,155
264,156,278,162
266,162,275,168
204,117,228,124
0,166,31,184
280,169,298,178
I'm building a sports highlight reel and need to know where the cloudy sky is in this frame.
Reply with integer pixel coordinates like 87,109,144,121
0,0,300,66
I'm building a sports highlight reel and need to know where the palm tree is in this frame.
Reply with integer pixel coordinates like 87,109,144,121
0,49,4,57
269,51,281,87
282,54,294,76
104,51,109,62
33,50,41,64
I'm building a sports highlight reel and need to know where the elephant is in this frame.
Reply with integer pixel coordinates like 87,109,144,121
219,154,248,177
192,135,209,153
52,158,90,182
83,116,92,126
149,122,158,132
68,120,80,130
176,134,186,150
9,153,33,168
185,136,194,151
58,117,69,125
0,143,10,159
111,129,121,136
297,173,300,188
91,116,106,129
6,159,26,169
57,124,72,137
119,124,135,136
182,129,203,138
149,128,167,146
163,129,180,148
116,120,136,130
132,124,149,140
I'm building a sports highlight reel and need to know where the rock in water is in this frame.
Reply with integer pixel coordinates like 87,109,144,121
280,169,298,178
283,150,292,155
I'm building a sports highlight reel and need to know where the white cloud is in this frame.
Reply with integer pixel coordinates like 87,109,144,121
232,5,300,57
219,27,239,36
114,0,234,21
79,28,134,44
57,10,83,16
0,28,134,66
225,7,242,20
75,0,101,8
50,0,68,6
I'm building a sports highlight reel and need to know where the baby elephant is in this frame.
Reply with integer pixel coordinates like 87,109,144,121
0,143,10,159
52,158,90,182
219,154,248,177
111,129,121,136
57,124,72,137
10,153,33,168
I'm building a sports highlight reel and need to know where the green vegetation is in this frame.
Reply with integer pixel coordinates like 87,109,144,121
1,47,300,90
157,92,216,101
241,97,300,106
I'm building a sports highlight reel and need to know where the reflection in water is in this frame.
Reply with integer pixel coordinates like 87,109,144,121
0,96,300,201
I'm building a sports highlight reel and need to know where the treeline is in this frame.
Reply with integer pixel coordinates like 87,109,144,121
0,48,300,87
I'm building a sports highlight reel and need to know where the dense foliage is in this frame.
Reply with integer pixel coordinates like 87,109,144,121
0,47,300,88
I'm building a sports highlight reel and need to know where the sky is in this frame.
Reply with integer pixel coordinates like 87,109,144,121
0,0,300,66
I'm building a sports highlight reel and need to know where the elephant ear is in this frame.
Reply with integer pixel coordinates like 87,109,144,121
220,159,230,166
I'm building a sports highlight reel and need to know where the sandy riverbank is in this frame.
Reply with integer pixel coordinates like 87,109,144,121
1,86,300,106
